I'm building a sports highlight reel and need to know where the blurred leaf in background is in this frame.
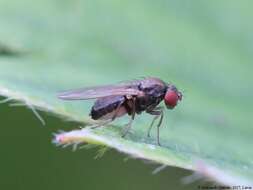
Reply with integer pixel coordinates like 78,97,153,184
1,103,200,190
0,0,253,189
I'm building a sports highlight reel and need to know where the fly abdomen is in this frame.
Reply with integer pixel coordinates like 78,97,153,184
90,96,126,120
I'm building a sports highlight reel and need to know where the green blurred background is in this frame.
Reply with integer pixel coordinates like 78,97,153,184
1,0,253,189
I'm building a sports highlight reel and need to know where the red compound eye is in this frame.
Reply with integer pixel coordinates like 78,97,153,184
164,90,180,109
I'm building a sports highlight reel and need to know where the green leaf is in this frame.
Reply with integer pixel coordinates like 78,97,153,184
1,0,253,185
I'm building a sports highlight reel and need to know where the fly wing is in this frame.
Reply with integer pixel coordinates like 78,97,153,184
58,83,143,100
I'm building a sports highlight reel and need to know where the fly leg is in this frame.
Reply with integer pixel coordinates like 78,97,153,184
147,106,163,137
147,107,164,146
91,102,123,129
121,98,136,137
147,112,158,138
91,119,112,129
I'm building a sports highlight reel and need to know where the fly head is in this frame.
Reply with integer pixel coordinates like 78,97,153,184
164,84,182,109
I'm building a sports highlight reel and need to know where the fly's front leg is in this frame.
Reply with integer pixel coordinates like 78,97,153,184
147,113,159,138
156,109,164,146
121,97,136,137
147,107,164,146
146,106,163,137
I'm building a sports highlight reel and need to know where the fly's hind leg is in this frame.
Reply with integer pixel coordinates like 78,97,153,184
121,98,136,137
121,111,135,137
147,107,164,146
91,119,113,129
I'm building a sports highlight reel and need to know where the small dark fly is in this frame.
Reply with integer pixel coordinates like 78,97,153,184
58,77,182,146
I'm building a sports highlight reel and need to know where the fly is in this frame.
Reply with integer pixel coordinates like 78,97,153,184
58,77,182,146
